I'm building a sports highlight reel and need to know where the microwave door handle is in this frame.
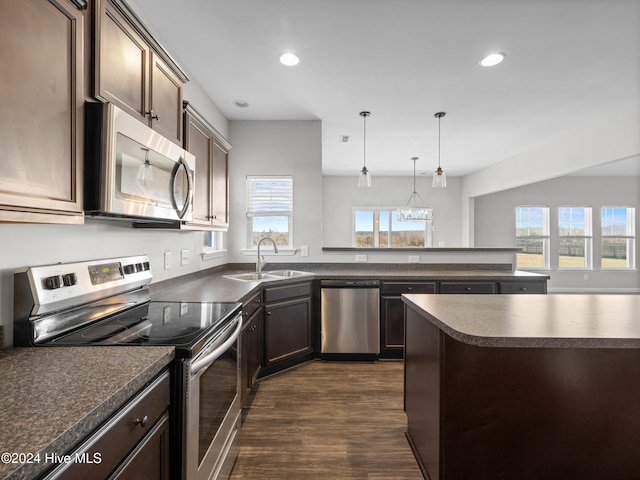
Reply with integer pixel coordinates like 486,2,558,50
190,314,242,376
171,157,194,219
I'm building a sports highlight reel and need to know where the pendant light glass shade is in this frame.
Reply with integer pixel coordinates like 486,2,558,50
398,157,433,221
137,148,154,185
432,112,447,188
357,111,372,188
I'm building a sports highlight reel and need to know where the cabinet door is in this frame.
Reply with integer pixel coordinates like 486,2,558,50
184,112,213,227
381,297,406,358
149,52,183,144
211,141,229,228
241,307,263,405
110,414,170,480
95,0,149,122
264,297,312,367
0,0,84,223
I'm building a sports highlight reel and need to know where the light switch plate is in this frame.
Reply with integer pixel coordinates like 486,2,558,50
181,249,190,266
408,255,420,263
356,254,367,262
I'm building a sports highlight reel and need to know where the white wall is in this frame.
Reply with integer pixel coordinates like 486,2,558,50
463,105,640,245
322,175,462,248
227,120,324,262
474,176,640,292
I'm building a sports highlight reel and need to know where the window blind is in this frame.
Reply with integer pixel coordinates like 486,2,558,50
246,176,293,217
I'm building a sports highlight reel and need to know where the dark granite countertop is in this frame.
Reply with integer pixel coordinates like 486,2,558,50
403,294,640,348
0,346,174,480
151,262,549,303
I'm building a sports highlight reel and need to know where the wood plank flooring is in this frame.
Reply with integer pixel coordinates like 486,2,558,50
230,360,424,480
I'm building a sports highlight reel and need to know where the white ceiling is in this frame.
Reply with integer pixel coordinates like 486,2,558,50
133,0,640,177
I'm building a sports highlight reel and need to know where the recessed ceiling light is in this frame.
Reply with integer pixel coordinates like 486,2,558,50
233,100,249,108
480,52,506,67
279,52,300,66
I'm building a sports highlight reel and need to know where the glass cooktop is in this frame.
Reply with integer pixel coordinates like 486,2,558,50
47,301,241,357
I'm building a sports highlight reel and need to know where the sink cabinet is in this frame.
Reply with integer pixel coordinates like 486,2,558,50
0,0,85,224
42,371,170,480
380,282,436,358
183,102,231,230
261,282,313,377
240,291,263,406
93,0,187,145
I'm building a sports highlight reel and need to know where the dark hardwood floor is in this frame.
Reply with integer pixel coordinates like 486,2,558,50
230,360,424,480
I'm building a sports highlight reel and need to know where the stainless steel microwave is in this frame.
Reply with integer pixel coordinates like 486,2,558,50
84,102,195,222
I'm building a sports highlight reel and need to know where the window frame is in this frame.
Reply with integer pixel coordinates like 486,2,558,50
600,206,636,270
558,206,593,270
515,206,550,270
352,207,433,248
245,175,293,249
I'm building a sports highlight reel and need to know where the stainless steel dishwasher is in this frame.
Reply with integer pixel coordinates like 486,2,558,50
320,279,380,360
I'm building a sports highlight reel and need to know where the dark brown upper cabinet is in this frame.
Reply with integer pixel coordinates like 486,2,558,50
184,102,231,230
93,0,187,145
0,0,86,224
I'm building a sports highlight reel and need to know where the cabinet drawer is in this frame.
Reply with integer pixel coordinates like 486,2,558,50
499,282,547,294
439,282,495,294
242,291,262,319
264,282,311,303
381,282,436,296
46,371,170,480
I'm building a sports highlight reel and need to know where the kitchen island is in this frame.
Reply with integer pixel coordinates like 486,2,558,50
402,294,640,480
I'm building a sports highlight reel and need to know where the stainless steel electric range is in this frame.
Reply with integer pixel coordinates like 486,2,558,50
13,255,242,480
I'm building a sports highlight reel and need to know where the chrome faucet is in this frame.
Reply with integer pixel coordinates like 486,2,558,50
256,236,279,272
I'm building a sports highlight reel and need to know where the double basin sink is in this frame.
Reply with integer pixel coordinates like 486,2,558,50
225,270,313,282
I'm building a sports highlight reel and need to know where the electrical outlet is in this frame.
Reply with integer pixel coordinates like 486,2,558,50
181,249,190,266
301,245,309,257
584,273,589,280
164,251,171,270
408,255,420,263
356,254,367,262
180,302,188,316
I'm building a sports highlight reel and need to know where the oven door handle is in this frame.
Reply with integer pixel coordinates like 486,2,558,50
190,314,242,376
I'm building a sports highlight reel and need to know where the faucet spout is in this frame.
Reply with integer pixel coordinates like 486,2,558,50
256,236,279,272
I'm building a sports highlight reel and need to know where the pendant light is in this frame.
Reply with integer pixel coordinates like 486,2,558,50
398,157,433,221
137,147,154,185
357,111,372,188
432,112,447,188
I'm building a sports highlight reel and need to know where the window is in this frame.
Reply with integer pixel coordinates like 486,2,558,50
246,176,293,247
202,231,226,260
558,207,592,269
601,207,636,270
354,208,432,248
515,207,550,269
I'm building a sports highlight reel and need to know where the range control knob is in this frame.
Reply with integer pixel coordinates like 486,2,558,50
62,273,78,287
123,264,137,275
45,275,63,290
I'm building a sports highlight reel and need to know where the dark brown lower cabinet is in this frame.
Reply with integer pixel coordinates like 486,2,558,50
380,282,436,358
42,372,170,480
240,296,263,405
261,282,313,377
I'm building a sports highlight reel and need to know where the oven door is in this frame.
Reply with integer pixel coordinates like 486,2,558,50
186,313,242,480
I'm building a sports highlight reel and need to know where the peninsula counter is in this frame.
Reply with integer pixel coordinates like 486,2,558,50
402,294,640,480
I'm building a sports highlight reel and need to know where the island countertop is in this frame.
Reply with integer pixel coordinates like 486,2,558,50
403,293,640,348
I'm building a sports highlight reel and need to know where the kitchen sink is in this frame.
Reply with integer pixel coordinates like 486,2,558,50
224,270,313,282
224,272,280,282
267,269,313,278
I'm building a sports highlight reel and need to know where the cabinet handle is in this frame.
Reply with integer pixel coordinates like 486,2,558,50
521,287,527,292
134,416,149,428
465,287,472,292
267,311,271,316
147,111,160,121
